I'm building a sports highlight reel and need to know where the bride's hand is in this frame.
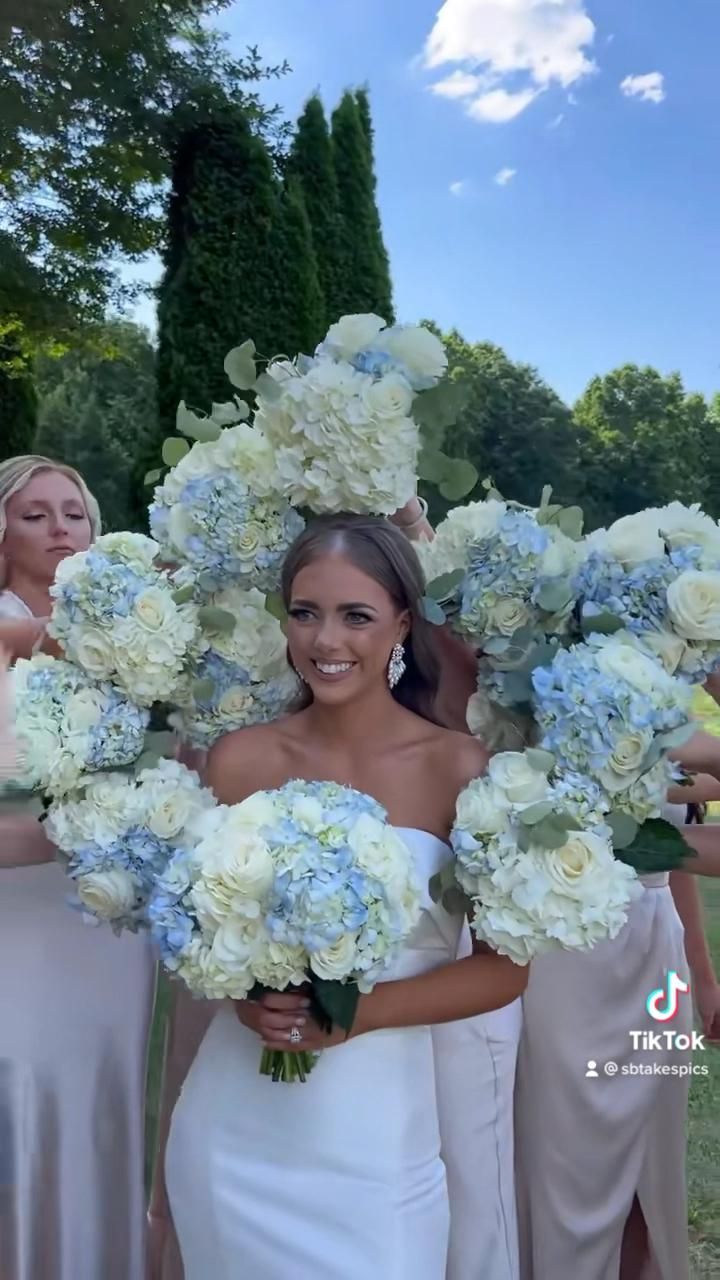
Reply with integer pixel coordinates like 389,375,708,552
234,991,312,1042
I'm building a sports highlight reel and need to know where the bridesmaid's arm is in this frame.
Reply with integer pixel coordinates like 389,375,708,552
0,812,56,867
0,617,62,660
673,823,720,876
389,495,434,543
668,775,720,805
670,730,720,783
670,869,720,1040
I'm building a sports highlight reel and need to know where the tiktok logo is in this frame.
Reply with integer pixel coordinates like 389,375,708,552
646,971,690,1023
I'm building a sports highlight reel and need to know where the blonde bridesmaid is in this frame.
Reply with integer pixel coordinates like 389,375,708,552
0,456,157,1280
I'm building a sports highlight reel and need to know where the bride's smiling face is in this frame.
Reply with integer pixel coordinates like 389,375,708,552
286,552,408,705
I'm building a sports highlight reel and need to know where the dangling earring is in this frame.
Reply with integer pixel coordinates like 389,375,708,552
387,642,406,689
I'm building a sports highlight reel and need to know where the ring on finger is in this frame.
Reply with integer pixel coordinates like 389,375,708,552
289,1025,302,1045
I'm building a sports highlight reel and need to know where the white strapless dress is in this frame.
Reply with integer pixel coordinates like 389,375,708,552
166,829,465,1279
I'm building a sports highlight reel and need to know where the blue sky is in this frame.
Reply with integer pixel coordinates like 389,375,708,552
134,0,720,405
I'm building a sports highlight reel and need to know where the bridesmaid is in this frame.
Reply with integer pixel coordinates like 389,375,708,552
0,455,157,1280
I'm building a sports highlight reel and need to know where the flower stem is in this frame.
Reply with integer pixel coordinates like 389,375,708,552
259,1048,317,1083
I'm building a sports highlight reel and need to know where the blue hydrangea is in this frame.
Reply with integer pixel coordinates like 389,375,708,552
575,547,701,638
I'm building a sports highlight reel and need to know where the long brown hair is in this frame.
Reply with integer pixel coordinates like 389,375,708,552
281,514,441,722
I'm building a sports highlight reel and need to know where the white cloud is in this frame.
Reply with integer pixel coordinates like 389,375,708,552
620,72,666,104
423,0,596,125
494,167,517,186
449,180,467,196
548,112,565,129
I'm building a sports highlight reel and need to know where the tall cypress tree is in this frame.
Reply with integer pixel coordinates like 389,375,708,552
288,95,344,334
0,337,37,461
265,178,324,357
156,102,279,433
331,91,394,323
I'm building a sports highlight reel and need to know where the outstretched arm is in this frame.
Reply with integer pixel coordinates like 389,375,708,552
670,868,720,1040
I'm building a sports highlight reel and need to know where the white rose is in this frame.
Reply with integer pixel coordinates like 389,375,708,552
213,425,275,496
488,753,549,807
641,629,686,675
146,788,194,840
97,532,159,572
228,792,278,831
77,869,136,920
235,522,264,559
589,512,665,569
73,628,116,678
195,832,274,921
133,587,175,634
310,932,358,981
382,325,447,382
486,598,533,637
599,729,653,792
542,830,617,899
63,688,105,734
658,502,720,562
325,313,387,358
667,571,720,640
455,779,510,836
217,688,254,722
83,776,138,834
174,440,221,484
594,637,669,697
362,373,414,420
210,917,262,976
292,796,324,832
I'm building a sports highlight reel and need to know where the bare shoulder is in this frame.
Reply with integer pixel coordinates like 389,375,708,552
430,726,490,789
204,722,290,804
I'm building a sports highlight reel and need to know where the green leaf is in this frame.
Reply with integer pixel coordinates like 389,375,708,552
312,978,360,1032
429,871,444,904
657,722,696,750
198,606,236,635
555,506,584,541
211,400,247,426
518,800,555,826
607,811,640,851
144,468,162,487
414,381,469,433
498,671,533,705
481,477,505,502
614,818,697,874
264,592,287,624
482,635,512,657
172,583,195,605
420,596,447,625
162,436,190,468
526,748,556,773
536,579,574,614
426,568,465,601
176,401,222,443
417,447,450,484
438,458,479,503
254,371,283,403
192,678,215,702
224,341,257,391
530,813,573,850
134,730,176,772
540,484,554,509
442,886,471,916
580,608,624,637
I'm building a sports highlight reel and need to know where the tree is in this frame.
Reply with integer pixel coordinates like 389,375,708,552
264,178,324,358
574,365,709,528
0,339,37,462
155,103,281,436
288,96,344,335
422,331,581,523
34,321,157,532
0,0,288,330
331,91,394,323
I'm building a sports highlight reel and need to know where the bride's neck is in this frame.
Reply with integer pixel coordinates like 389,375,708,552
303,687,404,747
3,569,53,619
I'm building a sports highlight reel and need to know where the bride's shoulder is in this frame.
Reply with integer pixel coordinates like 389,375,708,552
204,721,292,804
423,722,490,790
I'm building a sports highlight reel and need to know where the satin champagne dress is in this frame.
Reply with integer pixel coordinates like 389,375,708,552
515,804,692,1280
0,590,157,1279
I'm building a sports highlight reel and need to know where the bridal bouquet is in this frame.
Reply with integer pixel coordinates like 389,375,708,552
253,314,447,515
436,750,642,965
46,759,214,930
48,532,203,705
171,586,299,748
150,780,421,1082
12,654,149,798
149,424,304,592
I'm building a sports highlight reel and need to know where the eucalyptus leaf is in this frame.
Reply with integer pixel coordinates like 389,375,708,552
162,437,190,468
540,485,553,509
210,401,245,426
482,636,512,656
536,579,574,614
198,606,236,635
614,818,697,875
264,592,287,624
607,811,640,851
517,800,555,827
172,584,195,605
580,608,624,637
481,477,505,502
535,504,563,526
555,506,584,541
176,401,222,443
414,381,469,432
224,341,257,391
144,468,162,487
526,748,556,774
420,596,447,626
254,371,283,403
426,568,465,601
530,813,573,850
439,458,479,503
442,886,471,916
498,671,533,705
417,447,450,484
192,678,216,702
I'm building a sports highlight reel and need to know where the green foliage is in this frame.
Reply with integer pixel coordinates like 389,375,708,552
574,365,711,529
0,337,37,461
422,329,581,524
0,0,289,327
34,320,157,531
264,178,324,359
331,91,394,323
156,104,281,437
288,96,345,337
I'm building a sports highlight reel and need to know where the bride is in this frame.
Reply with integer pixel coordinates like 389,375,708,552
165,513,529,1278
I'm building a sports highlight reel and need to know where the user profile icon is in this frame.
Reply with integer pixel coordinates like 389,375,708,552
585,1060,599,1078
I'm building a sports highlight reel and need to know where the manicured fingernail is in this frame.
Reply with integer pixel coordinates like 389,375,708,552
301,998,311,1008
